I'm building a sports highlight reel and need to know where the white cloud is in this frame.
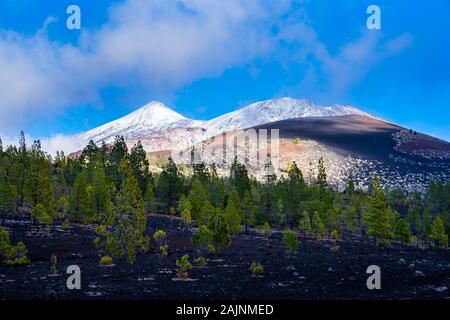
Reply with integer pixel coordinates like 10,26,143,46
277,20,413,101
0,132,86,157
0,0,291,136
0,0,414,153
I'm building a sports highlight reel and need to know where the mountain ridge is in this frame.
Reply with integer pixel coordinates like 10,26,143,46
79,97,376,149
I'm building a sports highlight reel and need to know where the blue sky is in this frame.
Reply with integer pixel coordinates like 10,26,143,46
0,0,449,149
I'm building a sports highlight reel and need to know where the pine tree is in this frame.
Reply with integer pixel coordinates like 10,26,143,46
282,229,298,255
241,191,256,232
108,135,128,184
230,157,250,199
394,218,411,245
311,211,326,240
31,203,53,226
421,202,432,242
69,173,94,223
366,174,392,245
192,158,210,185
208,164,225,208
187,179,209,224
224,198,241,234
92,165,109,222
407,192,421,236
157,157,183,211
129,141,151,194
387,205,400,234
277,198,286,228
286,161,305,227
298,210,311,237
345,196,360,233
316,157,327,200
0,176,18,216
22,141,55,217
429,215,448,248
346,175,355,197
228,189,242,220
261,154,277,216
96,160,150,264
0,226,29,266
180,200,192,226
200,200,216,226
144,181,156,215
81,140,99,163
207,207,231,253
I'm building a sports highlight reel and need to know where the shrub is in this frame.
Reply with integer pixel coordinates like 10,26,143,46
193,256,207,267
331,229,340,240
61,220,70,230
256,222,272,239
0,227,30,266
100,255,113,265
31,203,54,225
176,254,193,279
3,243,30,266
154,230,169,256
193,225,214,251
153,230,167,242
192,209,231,254
159,244,169,257
282,229,298,254
250,262,264,275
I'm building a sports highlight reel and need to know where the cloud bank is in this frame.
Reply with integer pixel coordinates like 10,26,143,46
0,0,413,153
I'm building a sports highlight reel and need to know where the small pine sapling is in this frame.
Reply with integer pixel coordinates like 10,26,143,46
282,229,299,255
250,262,264,276
176,254,193,279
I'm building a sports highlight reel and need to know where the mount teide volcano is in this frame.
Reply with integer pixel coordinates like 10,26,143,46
72,98,450,193
78,97,374,153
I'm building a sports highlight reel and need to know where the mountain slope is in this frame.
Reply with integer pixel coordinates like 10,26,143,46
205,97,374,136
79,97,373,151
185,114,450,194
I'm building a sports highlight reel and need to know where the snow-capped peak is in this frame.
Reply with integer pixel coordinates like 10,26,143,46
78,97,374,151
126,101,187,125
204,97,372,135
82,101,188,143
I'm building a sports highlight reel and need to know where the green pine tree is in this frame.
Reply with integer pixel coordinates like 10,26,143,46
311,211,326,241
224,198,241,234
241,191,256,232
282,229,299,255
69,173,95,223
0,176,18,216
366,174,392,246
298,210,311,237
157,157,183,211
394,218,411,245
429,215,448,248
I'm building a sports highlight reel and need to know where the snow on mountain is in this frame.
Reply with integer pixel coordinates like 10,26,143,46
82,101,203,143
76,97,374,152
204,97,373,136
